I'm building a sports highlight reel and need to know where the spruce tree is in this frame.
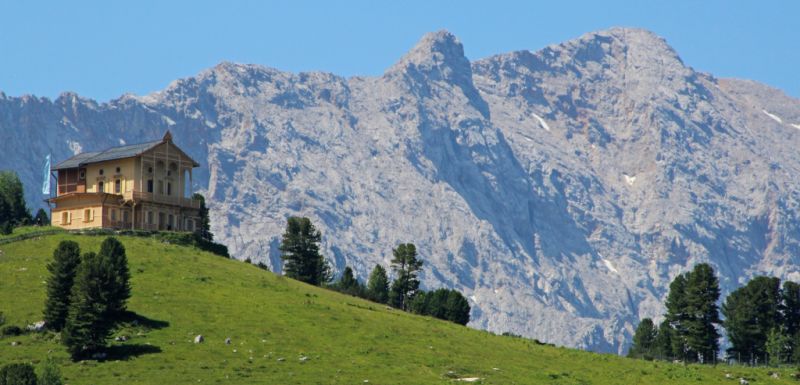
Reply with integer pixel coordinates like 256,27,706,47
0,171,30,225
366,265,389,304
388,243,423,310
628,318,658,360
782,281,800,336
683,263,721,363
766,327,791,366
279,217,331,285
444,289,471,325
192,193,213,242
62,252,115,360
97,237,131,318
723,276,782,364
34,208,49,226
664,273,688,360
654,320,674,361
43,240,81,331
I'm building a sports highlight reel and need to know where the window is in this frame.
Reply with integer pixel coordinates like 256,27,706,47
186,219,194,232
111,209,117,221
167,182,172,196
148,166,153,174
147,211,154,224
98,181,104,192
79,170,85,180
147,179,154,193
61,212,70,225
123,210,129,224
99,169,104,175
115,179,121,194
116,167,121,173
158,180,164,195
83,209,92,222
168,214,174,230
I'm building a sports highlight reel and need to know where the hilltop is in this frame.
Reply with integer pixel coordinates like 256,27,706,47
0,231,794,384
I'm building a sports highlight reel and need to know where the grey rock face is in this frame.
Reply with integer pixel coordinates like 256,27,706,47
2,28,800,353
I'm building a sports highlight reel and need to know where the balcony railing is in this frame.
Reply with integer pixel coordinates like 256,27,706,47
131,191,201,209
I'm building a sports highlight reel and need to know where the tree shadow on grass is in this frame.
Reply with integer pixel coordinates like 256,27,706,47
103,344,163,361
118,310,170,330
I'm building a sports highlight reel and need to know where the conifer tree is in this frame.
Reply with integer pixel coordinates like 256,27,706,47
444,289,471,325
0,171,30,225
34,208,49,226
279,217,331,285
723,276,782,364
43,240,81,331
366,265,389,304
782,281,800,336
62,252,114,360
628,318,658,360
683,263,721,363
388,243,423,310
98,237,131,318
654,320,674,361
192,193,213,242
665,273,688,360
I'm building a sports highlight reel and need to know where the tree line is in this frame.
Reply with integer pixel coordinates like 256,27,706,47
276,216,471,326
629,263,800,366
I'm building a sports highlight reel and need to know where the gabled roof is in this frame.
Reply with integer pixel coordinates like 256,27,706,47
52,132,199,170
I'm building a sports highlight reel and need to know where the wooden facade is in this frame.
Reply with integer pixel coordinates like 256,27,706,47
49,132,201,231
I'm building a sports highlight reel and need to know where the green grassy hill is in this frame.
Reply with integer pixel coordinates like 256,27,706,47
0,232,795,384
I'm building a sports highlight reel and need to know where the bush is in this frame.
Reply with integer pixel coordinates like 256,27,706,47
1,325,22,337
0,362,37,385
37,359,62,385
0,222,12,235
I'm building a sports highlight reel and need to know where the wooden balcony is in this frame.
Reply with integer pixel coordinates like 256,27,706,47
131,191,201,209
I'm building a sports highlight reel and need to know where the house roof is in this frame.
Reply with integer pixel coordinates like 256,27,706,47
52,132,199,170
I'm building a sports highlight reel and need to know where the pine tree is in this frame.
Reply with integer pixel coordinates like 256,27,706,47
192,193,213,242
388,243,423,310
654,320,674,361
628,318,658,360
279,217,331,285
62,252,115,360
34,208,49,226
665,273,688,361
444,289,471,325
366,265,389,304
43,240,82,331
0,171,30,226
683,263,721,363
782,281,800,336
723,276,782,364
98,237,131,319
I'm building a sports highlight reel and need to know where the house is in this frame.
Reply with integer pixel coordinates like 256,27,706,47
49,131,201,231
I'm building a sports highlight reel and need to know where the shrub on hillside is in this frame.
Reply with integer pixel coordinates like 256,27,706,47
0,363,37,385
1,325,22,337
37,359,62,385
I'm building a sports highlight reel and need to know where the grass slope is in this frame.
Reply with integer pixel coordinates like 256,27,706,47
0,233,795,384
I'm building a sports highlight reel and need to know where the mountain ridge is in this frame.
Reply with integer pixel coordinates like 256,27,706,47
2,28,800,353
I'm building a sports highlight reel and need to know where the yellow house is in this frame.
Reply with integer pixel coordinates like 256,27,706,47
49,131,201,231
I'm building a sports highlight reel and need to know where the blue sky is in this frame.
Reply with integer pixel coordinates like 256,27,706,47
0,1,797,101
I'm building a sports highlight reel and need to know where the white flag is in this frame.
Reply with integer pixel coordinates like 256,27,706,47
42,154,51,195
